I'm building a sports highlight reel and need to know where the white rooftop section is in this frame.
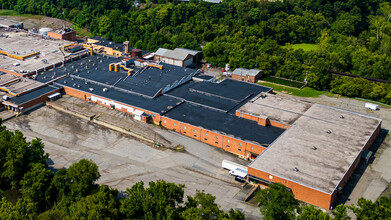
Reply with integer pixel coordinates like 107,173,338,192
0,29,71,75
249,104,382,194
237,93,312,125
232,68,262,77
155,48,199,61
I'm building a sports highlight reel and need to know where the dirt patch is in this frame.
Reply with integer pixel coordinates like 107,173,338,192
1,15,72,30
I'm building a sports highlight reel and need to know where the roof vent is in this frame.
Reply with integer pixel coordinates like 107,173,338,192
103,88,108,92
294,167,299,172
89,88,94,91
327,130,332,134
340,115,344,119
63,81,67,84
85,81,88,84
77,84,81,88
312,146,317,150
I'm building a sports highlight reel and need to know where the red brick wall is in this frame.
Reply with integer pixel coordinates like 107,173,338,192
63,86,161,124
19,89,60,110
222,136,247,157
246,143,266,156
231,74,259,83
237,112,289,129
179,122,201,141
201,129,223,148
248,167,333,209
248,121,382,209
47,31,76,42
161,115,266,158
269,120,290,129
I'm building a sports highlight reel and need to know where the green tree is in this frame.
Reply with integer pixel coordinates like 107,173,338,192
332,204,350,220
349,197,391,219
255,183,298,220
20,163,54,212
67,159,100,200
297,205,331,220
68,185,119,219
120,180,184,219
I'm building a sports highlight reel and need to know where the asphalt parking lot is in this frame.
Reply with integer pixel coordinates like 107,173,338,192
4,106,262,219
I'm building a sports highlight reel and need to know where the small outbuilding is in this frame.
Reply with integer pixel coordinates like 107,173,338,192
231,68,263,83
154,48,201,67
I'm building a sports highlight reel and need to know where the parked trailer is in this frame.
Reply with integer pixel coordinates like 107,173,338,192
222,159,247,171
229,167,247,178
365,102,379,110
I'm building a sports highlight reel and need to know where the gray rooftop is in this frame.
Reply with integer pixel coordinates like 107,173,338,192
237,93,313,125
176,48,201,56
249,104,382,194
155,48,194,61
0,29,71,75
232,68,262,77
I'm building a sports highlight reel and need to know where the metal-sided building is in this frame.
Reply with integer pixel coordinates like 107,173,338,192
231,68,263,83
154,48,201,67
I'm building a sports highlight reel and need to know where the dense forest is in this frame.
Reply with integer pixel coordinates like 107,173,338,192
1,0,391,103
0,120,245,219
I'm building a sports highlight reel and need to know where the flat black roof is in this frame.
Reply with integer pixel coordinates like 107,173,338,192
166,81,239,112
6,85,59,105
36,55,198,98
191,79,272,102
164,102,285,145
193,74,214,80
53,76,181,114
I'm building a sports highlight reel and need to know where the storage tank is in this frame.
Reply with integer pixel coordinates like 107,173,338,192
38,27,52,36
131,49,142,58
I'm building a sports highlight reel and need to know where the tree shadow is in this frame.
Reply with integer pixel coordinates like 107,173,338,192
46,158,61,173
332,128,389,208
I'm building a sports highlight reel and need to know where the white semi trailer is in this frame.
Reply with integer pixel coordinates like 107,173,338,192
365,102,379,110
222,159,248,180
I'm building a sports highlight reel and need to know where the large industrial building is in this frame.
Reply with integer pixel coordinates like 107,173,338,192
242,93,381,209
0,26,382,210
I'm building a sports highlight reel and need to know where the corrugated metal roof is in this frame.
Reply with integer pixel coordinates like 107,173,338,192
175,48,201,56
155,48,194,61
155,48,169,56
232,68,261,77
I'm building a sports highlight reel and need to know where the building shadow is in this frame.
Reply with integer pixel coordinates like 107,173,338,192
332,128,389,208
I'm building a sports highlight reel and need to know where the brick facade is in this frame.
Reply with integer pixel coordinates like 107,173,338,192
248,121,382,210
161,116,266,159
47,31,77,42
236,111,290,129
